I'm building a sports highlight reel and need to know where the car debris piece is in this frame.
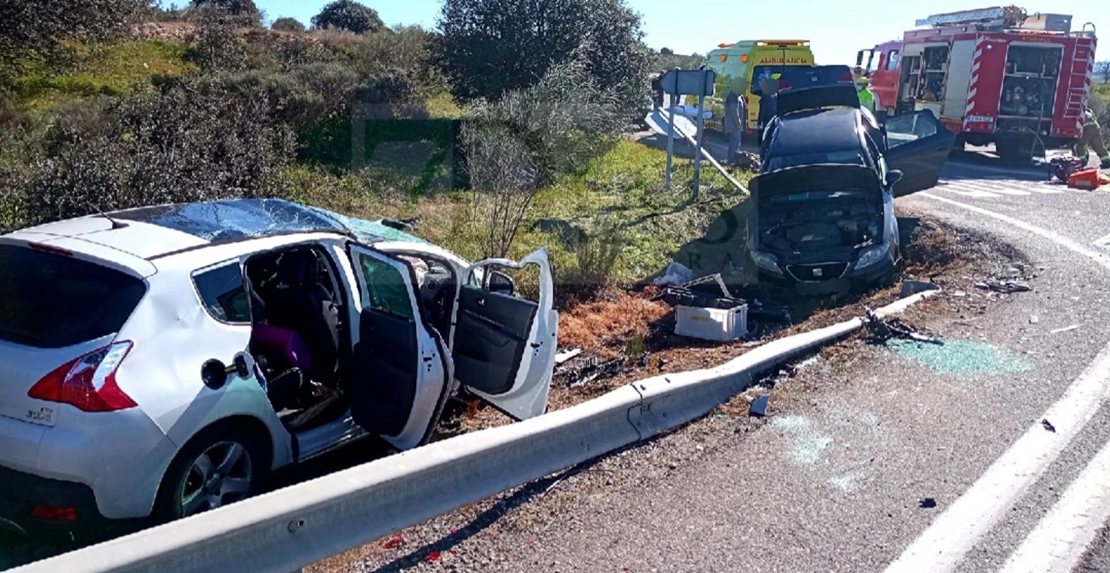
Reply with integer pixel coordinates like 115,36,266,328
1051,324,1081,334
1041,419,1056,433
919,498,938,509
865,309,943,345
749,394,771,417
900,280,940,299
559,355,626,388
555,348,583,365
975,279,1032,294
653,261,694,287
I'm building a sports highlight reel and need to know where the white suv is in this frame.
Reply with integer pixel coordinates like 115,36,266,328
0,198,557,541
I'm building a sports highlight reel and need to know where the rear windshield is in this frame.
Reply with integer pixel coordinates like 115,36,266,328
0,244,147,348
766,149,866,172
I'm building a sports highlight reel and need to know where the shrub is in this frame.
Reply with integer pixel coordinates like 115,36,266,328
463,58,626,257
311,0,385,35
271,17,306,33
188,0,261,27
0,0,143,74
19,76,294,226
184,8,246,71
436,0,651,114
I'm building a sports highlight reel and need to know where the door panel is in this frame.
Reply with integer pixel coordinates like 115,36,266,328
453,286,538,395
884,110,957,197
347,308,418,437
347,247,448,450
451,248,558,421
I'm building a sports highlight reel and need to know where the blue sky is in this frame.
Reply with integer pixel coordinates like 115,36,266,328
255,0,1104,66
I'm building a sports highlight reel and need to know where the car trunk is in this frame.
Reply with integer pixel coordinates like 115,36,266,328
0,243,147,426
751,165,885,265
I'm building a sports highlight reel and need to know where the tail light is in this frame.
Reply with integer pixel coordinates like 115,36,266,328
841,72,855,82
28,341,137,412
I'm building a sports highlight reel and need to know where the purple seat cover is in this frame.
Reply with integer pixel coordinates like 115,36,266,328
251,324,313,372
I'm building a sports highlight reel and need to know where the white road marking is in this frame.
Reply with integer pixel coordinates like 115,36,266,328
936,182,1001,198
998,434,1110,573
1094,232,1110,248
882,193,1110,573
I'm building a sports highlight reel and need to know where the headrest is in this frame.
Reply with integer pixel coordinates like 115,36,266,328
278,249,317,287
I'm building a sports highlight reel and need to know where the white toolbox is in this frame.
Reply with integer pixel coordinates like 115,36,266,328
674,303,749,341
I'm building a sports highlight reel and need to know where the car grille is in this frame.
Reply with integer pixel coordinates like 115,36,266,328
786,262,850,282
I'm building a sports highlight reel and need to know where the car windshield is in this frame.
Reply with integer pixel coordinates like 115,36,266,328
0,245,147,348
766,149,867,171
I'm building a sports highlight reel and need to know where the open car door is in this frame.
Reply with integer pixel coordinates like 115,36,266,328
883,109,957,197
346,245,450,451
450,247,558,421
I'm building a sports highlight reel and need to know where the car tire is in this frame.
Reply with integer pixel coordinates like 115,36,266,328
153,421,270,524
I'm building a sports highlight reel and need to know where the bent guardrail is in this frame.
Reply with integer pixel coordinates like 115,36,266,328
12,291,938,573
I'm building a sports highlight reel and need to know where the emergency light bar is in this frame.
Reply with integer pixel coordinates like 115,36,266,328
756,40,809,46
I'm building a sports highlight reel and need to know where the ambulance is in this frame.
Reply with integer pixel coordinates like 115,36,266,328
686,40,816,137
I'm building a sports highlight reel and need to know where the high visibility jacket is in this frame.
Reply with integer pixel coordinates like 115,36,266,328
858,88,875,111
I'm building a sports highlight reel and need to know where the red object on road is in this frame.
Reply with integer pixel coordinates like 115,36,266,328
1068,167,1102,190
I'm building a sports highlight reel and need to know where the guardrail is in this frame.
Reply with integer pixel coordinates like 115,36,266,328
12,291,938,573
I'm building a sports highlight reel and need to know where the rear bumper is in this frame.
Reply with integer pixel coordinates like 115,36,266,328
0,464,132,542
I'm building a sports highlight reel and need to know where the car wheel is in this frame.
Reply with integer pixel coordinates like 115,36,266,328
154,423,269,523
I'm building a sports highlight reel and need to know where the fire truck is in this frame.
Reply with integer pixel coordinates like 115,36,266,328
856,6,1098,162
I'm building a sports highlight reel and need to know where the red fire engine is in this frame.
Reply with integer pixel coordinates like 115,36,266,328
856,6,1098,162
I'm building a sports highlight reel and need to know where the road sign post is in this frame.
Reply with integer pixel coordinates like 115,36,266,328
658,69,716,197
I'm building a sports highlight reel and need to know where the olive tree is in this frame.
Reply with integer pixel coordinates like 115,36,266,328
311,0,384,34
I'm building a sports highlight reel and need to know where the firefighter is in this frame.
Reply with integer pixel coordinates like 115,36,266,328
856,77,875,112
1074,107,1110,169
650,72,665,109
724,77,746,165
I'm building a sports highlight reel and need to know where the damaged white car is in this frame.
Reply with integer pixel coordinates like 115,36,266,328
0,198,557,539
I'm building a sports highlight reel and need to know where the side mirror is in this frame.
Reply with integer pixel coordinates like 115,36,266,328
487,270,515,295
886,169,904,187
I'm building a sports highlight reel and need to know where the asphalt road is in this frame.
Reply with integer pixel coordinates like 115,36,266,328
319,148,1110,573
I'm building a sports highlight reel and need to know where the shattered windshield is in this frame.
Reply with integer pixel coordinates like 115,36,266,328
108,198,429,246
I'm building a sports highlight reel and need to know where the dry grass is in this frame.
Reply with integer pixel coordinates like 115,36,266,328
556,287,671,357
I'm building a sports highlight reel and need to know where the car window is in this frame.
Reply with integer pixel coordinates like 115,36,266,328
766,149,866,171
886,51,900,71
357,256,415,320
885,111,940,148
193,262,251,324
0,244,147,348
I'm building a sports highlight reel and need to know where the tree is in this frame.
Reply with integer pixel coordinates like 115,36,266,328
311,0,384,34
660,47,674,56
1097,61,1110,83
189,0,261,27
271,17,305,32
0,0,142,68
435,0,651,113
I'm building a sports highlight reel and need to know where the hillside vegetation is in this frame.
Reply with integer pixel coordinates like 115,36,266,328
0,0,739,300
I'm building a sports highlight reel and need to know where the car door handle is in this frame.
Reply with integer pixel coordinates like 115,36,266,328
476,298,486,307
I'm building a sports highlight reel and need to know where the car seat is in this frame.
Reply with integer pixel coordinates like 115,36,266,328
266,250,341,387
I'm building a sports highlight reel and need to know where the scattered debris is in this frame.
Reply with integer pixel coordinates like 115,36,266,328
1042,419,1056,433
1051,324,1081,335
558,355,626,388
426,551,441,562
653,261,694,287
749,394,771,417
975,279,1032,294
865,309,943,345
381,533,404,549
555,348,583,365
952,290,968,298
900,280,940,299
1029,316,1039,324
919,498,938,509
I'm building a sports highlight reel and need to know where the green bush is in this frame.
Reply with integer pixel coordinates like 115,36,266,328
311,0,384,35
188,0,261,27
185,8,247,72
272,17,306,33
19,76,294,226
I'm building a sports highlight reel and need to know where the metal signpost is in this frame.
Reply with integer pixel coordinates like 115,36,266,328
658,69,716,196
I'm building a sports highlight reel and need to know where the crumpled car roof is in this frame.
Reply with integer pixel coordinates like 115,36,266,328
109,198,430,246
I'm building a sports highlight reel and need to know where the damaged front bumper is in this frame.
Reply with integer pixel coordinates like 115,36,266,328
752,245,896,294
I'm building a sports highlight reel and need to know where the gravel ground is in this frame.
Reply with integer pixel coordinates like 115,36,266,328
308,207,1028,573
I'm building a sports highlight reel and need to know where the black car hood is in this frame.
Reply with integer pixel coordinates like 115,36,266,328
750,164,882,201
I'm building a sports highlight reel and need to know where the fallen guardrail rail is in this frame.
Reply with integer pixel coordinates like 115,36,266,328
11,290,939,573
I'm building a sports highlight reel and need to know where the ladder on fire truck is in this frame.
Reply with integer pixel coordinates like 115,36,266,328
915,6,1027,29
1063,37,1097,126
